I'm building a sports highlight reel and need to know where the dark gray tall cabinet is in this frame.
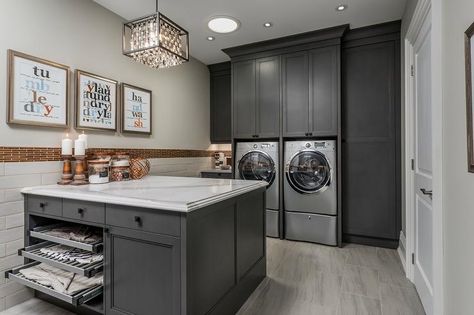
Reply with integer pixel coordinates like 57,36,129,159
342,21,401,248
282,47,339,137
209,62,231,143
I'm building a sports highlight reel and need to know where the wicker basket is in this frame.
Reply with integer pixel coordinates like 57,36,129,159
129,158,151,180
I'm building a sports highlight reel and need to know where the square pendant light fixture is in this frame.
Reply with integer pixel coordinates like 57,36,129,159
123,0,189,69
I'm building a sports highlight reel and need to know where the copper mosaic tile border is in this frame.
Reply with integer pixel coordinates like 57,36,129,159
0,147,232,163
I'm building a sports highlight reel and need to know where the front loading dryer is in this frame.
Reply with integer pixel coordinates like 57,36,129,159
284,140,337,246
235,142,279,237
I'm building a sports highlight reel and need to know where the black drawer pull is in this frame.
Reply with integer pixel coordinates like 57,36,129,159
77,208,85,215
39,202,47,209
134,216,142,225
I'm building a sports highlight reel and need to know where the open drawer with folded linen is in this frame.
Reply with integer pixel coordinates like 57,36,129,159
7,221,104,308
6,262,103,306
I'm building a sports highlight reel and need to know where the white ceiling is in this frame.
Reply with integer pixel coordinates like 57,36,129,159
94,0,408,65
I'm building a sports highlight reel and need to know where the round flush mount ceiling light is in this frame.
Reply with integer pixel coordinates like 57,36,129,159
207,36,215,41
263,22,273,28
208,16,240,34
336,4,348,11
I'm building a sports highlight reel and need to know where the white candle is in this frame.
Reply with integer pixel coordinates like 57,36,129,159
74,139,86,156
78,132,88,149
61,134,73,155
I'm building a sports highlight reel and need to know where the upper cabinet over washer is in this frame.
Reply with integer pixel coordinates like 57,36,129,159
232,56,280,139
224,25,347,140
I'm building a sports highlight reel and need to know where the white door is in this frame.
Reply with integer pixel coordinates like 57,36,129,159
412,10,433,315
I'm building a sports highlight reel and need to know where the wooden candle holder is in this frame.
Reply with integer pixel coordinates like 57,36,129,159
57,155,73,185
71,155,88,186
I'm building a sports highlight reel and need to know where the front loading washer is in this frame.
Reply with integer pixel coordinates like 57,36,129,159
235,142,279,237
284,140,337,246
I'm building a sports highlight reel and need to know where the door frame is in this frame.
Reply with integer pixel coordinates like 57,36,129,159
404,0,444,314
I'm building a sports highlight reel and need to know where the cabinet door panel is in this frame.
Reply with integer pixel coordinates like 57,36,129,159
105,227,180,315
310,46,339,136
233,60,256,138
210,72,231,143
236,192,265,280
282,52,309,137
342,40,400,241
256,56,280,137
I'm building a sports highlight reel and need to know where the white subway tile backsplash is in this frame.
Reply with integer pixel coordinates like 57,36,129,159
5,239,23,257
0,254,23,272
0,174,41,189
3,189,23,203
0,218,5,230
0,281,24,299
0,227,23,244
0,202,24,217
5,214,23,230
0,245,5,258
41,172,61,185
0,191,4,203
5,288,33,309
0,163,4,177
4,161,61,176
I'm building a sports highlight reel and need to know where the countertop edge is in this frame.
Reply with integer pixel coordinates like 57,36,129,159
21,181,267,213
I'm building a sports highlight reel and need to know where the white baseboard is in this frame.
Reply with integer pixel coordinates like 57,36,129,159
398,231,406,272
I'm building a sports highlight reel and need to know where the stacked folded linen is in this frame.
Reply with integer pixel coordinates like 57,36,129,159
19,263,103,295
39,244,103,264
44,226,102,244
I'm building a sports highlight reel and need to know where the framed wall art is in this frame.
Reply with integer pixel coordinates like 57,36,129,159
465,22,474,173
121,83,152,135
75,70,118,131
7,49,69,128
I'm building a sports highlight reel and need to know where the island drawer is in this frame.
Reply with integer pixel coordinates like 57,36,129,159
106,205,181,237
63,199,105,224
6,262,103,306
19,241,103,277
28,195,62,217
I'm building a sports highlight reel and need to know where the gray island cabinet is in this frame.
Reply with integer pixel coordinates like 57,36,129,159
11,176,267,315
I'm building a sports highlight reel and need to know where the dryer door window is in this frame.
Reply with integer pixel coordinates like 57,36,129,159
238,151,276,186
287,150,331,194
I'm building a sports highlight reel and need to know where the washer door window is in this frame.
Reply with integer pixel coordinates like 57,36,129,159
287,150,331,194
238,151,276,186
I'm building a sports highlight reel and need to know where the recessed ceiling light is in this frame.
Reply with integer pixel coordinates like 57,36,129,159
336,4,348,11
207,36,215,41
263,22,273,28
208,16,240,34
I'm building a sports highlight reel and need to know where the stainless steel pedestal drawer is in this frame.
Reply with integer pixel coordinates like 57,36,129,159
285,212,337,246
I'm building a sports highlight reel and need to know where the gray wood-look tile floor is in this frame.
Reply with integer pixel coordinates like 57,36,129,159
237,238,425,315
1,238,425,315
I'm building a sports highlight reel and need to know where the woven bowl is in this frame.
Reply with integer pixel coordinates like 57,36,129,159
130,158,151,180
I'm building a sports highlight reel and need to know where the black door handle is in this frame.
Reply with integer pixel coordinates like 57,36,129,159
420,188,433,196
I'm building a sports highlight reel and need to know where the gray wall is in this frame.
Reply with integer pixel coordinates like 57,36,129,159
443,0,474,313
0,0,211,150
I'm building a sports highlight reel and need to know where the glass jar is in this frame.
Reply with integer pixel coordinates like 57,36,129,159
110,160,131,181
88,159,110,184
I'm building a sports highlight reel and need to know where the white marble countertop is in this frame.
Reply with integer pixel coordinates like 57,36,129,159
21,176,267,213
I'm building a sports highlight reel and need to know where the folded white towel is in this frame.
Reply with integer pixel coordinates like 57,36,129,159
19,263,102,295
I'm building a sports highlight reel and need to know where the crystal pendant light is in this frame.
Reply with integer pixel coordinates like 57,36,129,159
122,0,189,69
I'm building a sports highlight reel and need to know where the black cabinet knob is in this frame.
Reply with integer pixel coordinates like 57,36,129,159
78,208,85,215
134,216,142,225
39,202,47,209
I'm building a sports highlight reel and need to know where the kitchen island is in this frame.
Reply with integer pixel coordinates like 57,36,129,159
11,176,268,315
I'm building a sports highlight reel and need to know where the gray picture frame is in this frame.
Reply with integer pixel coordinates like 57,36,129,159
465,22,474,173
7,50,70,128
